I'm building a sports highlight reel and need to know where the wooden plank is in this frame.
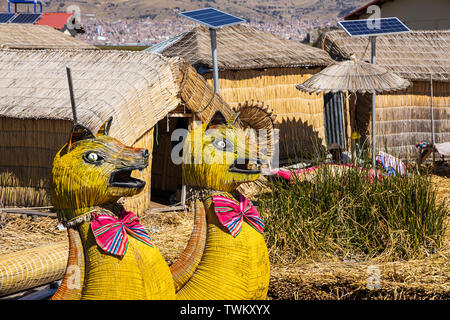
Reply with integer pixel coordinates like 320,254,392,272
149,205,185,213
0,209,56,218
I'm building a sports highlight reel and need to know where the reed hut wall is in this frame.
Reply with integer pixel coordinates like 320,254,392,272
203,67,328,161
353,81,450,159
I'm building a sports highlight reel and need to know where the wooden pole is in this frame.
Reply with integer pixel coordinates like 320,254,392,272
66,67,77,124
371,36,377,169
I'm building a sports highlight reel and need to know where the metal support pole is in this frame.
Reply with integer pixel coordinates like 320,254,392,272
430,73,435,165
371,36,377,169
209,28,219,94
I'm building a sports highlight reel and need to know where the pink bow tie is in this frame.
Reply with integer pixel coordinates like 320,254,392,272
212,193,264,237
91,209,153,257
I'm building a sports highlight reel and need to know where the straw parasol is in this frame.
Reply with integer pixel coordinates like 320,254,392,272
295,55,411,94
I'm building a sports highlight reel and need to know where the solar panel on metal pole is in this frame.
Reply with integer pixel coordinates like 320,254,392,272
0,13,16,23
9,13,41,24
338,17,410,169
179,7,246,94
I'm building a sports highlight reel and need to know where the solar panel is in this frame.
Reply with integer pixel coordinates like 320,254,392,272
10,13,41,24
338,17,410,37
179,7,245,29
0,13,16,23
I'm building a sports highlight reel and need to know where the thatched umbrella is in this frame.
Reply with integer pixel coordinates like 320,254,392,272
296,55,411,168
295,55,410,94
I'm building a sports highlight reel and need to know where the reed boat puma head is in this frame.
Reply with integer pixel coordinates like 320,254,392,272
50,117,149,219
182,111,262,192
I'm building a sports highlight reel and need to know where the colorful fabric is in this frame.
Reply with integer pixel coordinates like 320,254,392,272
212,193,264,237
272,164,382,182
376,151,408,176
416,141,432,151
91,209,154,257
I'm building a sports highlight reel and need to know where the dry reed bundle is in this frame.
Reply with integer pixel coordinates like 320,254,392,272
0,24,95,50
0,242,68,297
177,64,236,122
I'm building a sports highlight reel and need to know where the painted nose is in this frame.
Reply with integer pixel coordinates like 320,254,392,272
142,149,149,159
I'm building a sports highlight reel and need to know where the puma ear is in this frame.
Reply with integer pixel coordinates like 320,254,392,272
97,117,113,136
206,111,227,130
68,123,95,150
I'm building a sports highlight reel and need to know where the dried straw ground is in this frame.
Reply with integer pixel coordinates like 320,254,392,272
0,176,448,299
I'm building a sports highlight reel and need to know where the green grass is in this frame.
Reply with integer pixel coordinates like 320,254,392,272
259,165,447,262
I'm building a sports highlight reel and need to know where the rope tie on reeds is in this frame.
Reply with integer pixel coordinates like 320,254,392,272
187,186,233,201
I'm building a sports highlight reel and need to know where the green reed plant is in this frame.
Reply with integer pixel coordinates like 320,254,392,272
259,165,447,262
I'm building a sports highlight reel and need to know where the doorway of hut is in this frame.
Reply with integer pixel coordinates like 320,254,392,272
150,116,189,208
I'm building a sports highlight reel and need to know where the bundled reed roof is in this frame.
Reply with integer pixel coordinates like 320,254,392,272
0,50,184,146
148,24,333,70
296,56,411,94
316,29,450,82
0,24,95,50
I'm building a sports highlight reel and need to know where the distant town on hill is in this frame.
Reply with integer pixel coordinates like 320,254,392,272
0,0,368,45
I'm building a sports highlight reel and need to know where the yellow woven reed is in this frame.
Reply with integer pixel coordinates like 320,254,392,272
76,223,175,300
176,200,270,300
175,118,270,300
0,242,68,296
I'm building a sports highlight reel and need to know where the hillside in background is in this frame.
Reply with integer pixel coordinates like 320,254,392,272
0,0,368,44
0,0,366,23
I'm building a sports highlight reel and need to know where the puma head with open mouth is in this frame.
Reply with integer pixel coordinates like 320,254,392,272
182,111,262,192
51,117,149,217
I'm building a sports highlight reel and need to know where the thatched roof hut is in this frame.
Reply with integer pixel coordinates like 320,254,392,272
315,29,450,158
0,24,95,50
0,49,236,213
148,24,335,162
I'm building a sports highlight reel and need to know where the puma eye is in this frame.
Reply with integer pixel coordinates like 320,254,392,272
216,140,226,149
213,138,233,152
84,152,103,164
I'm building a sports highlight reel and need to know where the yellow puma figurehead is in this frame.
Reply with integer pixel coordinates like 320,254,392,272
51,117,175,300
171,111,270,300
